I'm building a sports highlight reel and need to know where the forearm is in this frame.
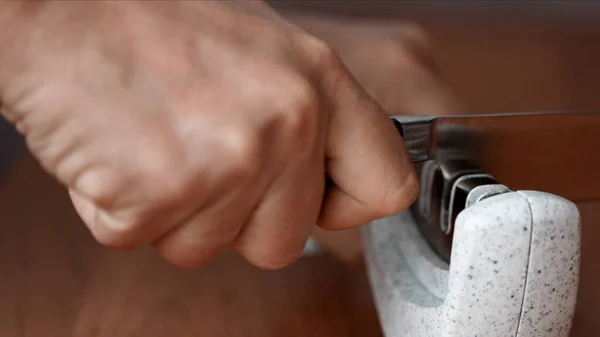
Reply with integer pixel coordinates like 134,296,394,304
0,1,37,44
0,2,38,112
0,3,22,121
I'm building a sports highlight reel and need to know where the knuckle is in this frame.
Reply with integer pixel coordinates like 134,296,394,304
140,156,191,209
73,169,123,210
238,239,306,271
220,126,261,181
298,35,352,95
92,230,123,249
300,34,342,71
273,77,320,140
262,74,321,162
161,250,216,270
247,251,301,271
156,226,238,270
89,211,143,249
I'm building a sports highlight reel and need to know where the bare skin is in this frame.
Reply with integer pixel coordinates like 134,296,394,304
288,15,462,266
0,1,454,270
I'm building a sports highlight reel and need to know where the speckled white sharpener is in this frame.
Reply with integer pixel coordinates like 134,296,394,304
363,185,581,337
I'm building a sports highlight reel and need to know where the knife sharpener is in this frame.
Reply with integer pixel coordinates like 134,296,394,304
361,116,581,337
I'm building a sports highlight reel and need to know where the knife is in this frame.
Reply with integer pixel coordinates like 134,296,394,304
391,109,600,202
388,109,600,262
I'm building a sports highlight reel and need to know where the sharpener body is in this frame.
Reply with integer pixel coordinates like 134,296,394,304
363,187,580,337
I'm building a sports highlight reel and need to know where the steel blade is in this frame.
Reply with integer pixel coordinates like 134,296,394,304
392,110,600,202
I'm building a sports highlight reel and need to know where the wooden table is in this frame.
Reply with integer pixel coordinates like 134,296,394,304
3,5,600,336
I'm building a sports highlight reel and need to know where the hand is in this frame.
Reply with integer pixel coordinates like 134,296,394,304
0,1,418,269
287,16,462,266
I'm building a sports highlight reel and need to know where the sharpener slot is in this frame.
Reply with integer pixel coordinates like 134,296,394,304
412,159,506,263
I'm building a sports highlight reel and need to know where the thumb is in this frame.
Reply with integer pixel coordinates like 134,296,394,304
318,72,418,230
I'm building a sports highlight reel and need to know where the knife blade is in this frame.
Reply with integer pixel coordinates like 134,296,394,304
389,110,600,263
390,110,600,202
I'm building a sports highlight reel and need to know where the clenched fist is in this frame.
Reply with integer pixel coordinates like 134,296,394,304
0,1,417,269
286,16,462,266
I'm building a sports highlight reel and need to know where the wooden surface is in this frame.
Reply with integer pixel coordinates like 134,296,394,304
0,156,382,337
3,7,600,337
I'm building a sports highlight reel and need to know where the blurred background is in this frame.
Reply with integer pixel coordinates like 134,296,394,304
2,1,600,336
0,118,22,178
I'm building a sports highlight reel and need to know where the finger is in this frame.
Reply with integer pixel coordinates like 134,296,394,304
151,117,273,268
69,189,137,252
152,182,261,269
64,126,211,251
234,156,324,270
70,180,200,252
311,226,364,267
70,119,259,251
318,68,419,230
